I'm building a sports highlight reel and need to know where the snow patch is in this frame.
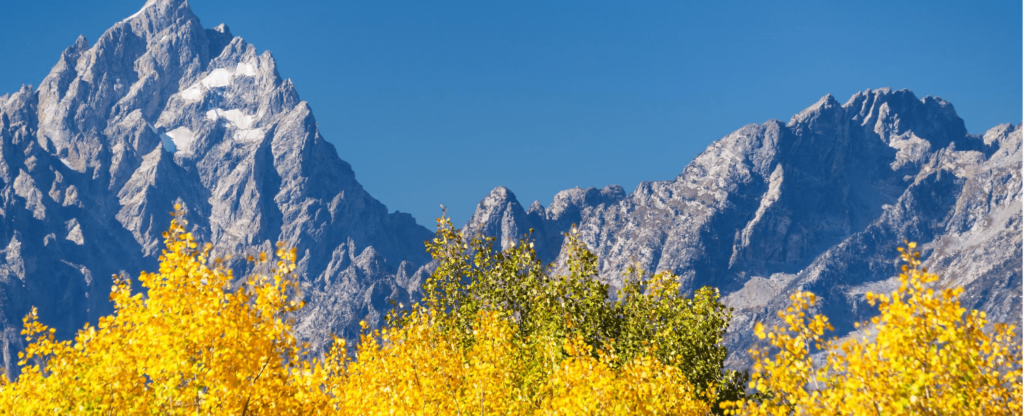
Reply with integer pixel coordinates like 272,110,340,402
159,133,176,153
206,108,263,142
206,108,254,129
198,62,259,89
65,219,84,246
235,62,257,76
201,68,236,88
179,62,258,102
164,127,195,154
179,86,203,102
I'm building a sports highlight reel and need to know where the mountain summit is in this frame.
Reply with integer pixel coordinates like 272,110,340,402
0,0,433,377
464,88,1021,366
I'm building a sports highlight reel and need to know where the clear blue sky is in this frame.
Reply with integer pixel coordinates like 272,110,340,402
1,1,1021,226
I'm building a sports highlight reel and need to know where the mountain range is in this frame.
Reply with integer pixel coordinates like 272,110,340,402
0,0,1018,375
464,91,1021,366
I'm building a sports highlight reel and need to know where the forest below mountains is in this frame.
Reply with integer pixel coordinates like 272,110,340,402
1,210,1019,415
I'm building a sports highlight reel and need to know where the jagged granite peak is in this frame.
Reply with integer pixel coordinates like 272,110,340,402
0,0,433,377
462,184,627,262
464,88,1021,367
462,186,531,251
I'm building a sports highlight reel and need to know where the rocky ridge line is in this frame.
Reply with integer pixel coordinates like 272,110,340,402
463,88,1021,366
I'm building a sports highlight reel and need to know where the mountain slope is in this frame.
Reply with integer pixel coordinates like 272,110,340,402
464,89,1022,366
0,0,433,377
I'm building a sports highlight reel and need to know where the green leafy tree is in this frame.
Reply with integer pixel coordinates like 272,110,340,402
415,215,747,410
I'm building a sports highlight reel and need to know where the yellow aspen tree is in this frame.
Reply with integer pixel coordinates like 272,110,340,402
0,209,720,415
724,242,1023,416
0,207,324,415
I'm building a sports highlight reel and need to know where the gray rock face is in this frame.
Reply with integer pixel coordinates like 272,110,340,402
465,89,1022,367
0,0,433,378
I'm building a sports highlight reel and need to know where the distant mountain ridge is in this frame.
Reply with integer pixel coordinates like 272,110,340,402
463,89,1021,366
0,0,433,377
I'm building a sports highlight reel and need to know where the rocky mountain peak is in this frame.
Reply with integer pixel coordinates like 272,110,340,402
462,186,529,251
121,0,198,30
527,200,545,216
984,123,1019,147
64,35,90,59
0,2,435,377
211,23,231,35
843,88,970,150
547,185,625,222
788,92,841,126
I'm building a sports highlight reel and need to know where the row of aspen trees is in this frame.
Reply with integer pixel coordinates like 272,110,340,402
1,207,1020,414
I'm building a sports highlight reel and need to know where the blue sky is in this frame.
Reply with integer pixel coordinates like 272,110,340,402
1,0,1020,226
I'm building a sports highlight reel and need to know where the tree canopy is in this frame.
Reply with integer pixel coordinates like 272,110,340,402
0,210,1019,415
723,242,1023,415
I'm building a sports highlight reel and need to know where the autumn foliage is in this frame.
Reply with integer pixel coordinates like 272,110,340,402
723,242,1023,415
0,211,311,414
0,209,1020,415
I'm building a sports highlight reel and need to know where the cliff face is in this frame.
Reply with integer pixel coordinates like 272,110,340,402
465,89,1021,366
0,0,433,377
